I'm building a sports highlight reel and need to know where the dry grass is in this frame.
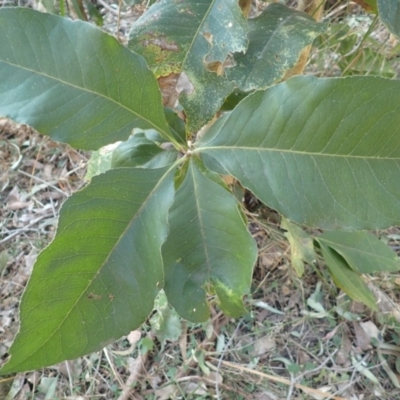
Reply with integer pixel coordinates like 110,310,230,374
2,1,400,399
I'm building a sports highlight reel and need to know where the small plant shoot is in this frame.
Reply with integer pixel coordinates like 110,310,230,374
1,0,400,374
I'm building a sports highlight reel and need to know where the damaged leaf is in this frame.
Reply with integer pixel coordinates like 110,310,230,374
226,3,326,91
128,0,248,132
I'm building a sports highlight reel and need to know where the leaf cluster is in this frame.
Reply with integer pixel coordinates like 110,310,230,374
0,0,400,374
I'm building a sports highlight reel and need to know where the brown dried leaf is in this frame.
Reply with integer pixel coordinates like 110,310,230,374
353,321,372,351
251,337,276,356
158,73,180,108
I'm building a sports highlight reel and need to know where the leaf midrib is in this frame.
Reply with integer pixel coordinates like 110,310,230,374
190,161,212,281
196,145,400,160
180,0,214,69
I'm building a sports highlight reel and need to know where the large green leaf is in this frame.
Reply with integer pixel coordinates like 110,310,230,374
377,0,400,39
162,158,257,322
0,166,176,374
128,0,247,132
197,76,400,230
226,3,326,91
319,242,377,310
0,8,174,150
317,231,400,274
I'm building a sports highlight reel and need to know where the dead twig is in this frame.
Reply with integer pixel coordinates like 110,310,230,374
210,359,348,400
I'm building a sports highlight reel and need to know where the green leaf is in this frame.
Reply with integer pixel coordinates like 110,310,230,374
197,76,400,230
226,3,326,91
317,231,400,274
111,133,178,168
220,89,249,111
377,0,400,39
128,0,247,132
111,134,161,167
164,108,186,144
0,8,173,150
162,158,257,322
319,242,377,310
281,217,315,277
0,166,176,374
84,0,104,26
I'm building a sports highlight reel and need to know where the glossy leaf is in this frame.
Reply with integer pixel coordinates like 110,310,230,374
319,242,377,310
317,231,400,274
162,158,257,322
226,3,326,91
0,166,176,374
197,76,400,230
378,0,400,39
0,8,173,150
128,0,247,132
281,217,315,277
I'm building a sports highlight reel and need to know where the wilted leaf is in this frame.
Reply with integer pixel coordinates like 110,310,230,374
128,0,247,132
85,143,120,180
162,158,257,322
197,76,400,230
0,166,176,374
150,291,182,342
281,217,315,277
317,230,400,274
0,8,173,150
353,0,378,13
226,3,326,91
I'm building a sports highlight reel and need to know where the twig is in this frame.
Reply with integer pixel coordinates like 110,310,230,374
175,375,251,399
96,0,131,16
104,348,125,389
117,334,153,400
216,321,241,399
18,170,67,197
0,214,52,245
210,359,348,400
65,361,74,396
